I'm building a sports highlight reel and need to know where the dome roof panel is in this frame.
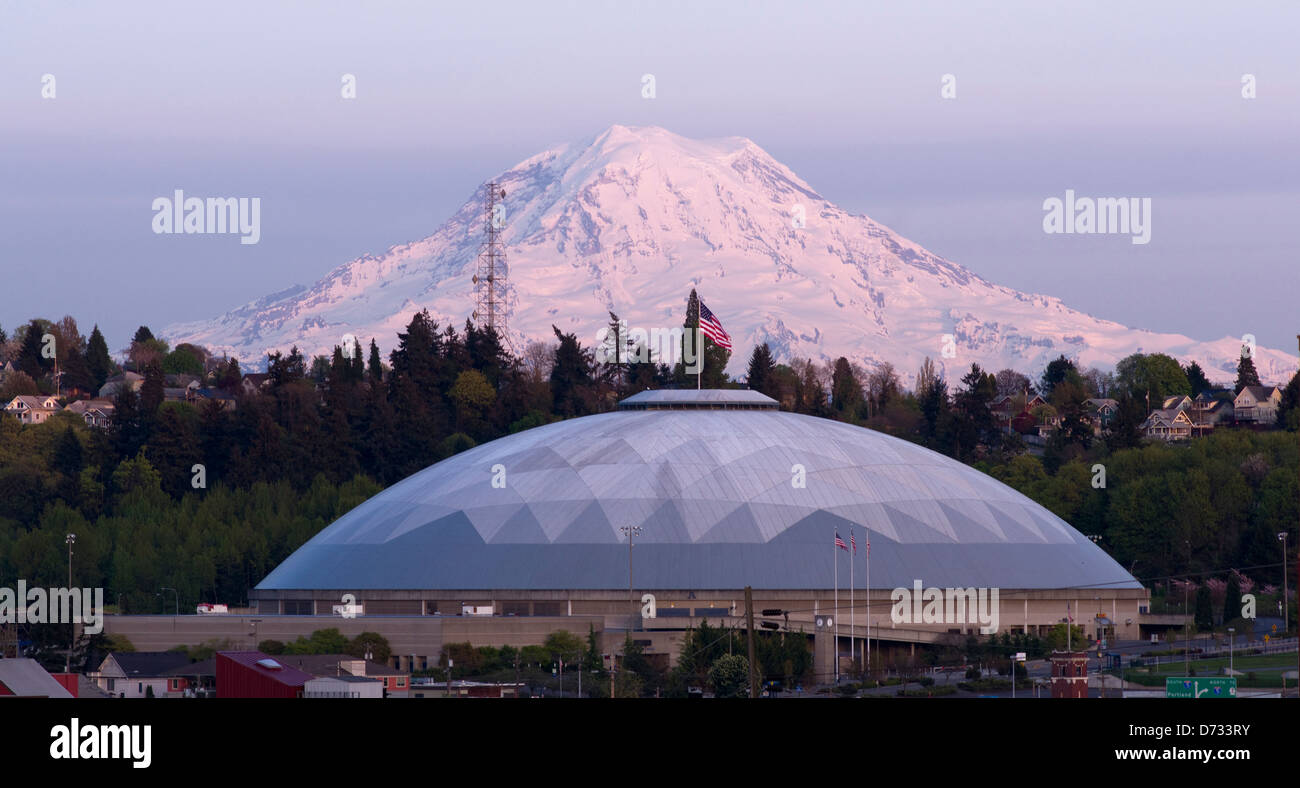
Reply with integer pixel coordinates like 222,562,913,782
256,394,1141,591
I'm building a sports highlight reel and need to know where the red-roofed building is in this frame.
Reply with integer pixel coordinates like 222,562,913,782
216,652,313,698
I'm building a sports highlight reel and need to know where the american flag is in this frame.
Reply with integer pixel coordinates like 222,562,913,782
834,532,848,552
850,529,856,555
698,300,732,350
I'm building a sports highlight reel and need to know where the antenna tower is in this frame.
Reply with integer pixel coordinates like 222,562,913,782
473,182,510,346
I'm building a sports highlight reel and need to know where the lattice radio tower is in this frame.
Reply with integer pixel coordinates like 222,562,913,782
473,182,510,346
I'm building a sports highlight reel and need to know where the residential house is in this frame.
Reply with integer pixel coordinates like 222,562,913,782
1161,395,1193,413
93,651,194,697
1083,398,1118,434
3,394,62,425
1190,391,1235,434
1233,385,1282,425
1141,408,1194,441
64,398,116,429
98,370,144,399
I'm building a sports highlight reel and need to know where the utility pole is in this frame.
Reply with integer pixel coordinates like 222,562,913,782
745,586,758,698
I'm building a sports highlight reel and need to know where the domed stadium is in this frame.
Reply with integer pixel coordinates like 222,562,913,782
258,389,1139,594
251,389,1146,665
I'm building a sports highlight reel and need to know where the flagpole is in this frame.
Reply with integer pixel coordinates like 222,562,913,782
697,325,702,390
850,528,855,669
866,535,871,677
833,532,838,685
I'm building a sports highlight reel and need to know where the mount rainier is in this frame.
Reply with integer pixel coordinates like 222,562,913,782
165,125,1294,386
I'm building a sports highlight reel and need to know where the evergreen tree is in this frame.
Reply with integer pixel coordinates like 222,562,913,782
367,339,383,386
1235,350,1260,394
1276,370,1300,430
830,357,860,414
1184,361,1212,396
139,360,165,413
18,319,50,380
745,343,777,397
950,364,998,460
915,357,949,447
1039,355,1081,400
86,325,114,390
1223,575,1242,624
216,357,242,390
53,426,84,479
550,325,593,417
602,311,630,395
110,383,144,459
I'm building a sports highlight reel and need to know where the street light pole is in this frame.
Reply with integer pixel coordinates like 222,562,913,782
1227,627,1235,675
65,533,75,674
161,587,178,616
1280,533,1289,634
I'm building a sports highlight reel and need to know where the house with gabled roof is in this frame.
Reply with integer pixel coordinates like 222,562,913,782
1233,385,1282,425
93,651,194,697
1083,398,1118,433
3,394,62,425
98,370,143,399
1141,408,1194,441
64,398,116,429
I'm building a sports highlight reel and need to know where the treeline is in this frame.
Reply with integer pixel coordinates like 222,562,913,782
2,294,1298,612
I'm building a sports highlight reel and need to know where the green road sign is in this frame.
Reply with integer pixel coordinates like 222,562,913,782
1165,677,1237,698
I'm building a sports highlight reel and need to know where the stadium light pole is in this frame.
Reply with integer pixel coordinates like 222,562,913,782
620,524,643,630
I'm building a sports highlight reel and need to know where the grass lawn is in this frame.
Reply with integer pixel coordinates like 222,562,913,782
1124,652,1297,688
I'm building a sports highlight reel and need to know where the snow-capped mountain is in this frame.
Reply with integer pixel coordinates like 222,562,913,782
166,125,1295,386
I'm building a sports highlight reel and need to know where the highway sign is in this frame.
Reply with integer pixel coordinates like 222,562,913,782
1165,677,1237,698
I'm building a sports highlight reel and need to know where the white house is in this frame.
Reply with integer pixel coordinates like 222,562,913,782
1233,385,1282,424
3,395,62,425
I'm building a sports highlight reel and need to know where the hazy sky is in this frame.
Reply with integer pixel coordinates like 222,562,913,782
1,0,1296,358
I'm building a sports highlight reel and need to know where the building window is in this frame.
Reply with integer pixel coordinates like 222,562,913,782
284,600,312,615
